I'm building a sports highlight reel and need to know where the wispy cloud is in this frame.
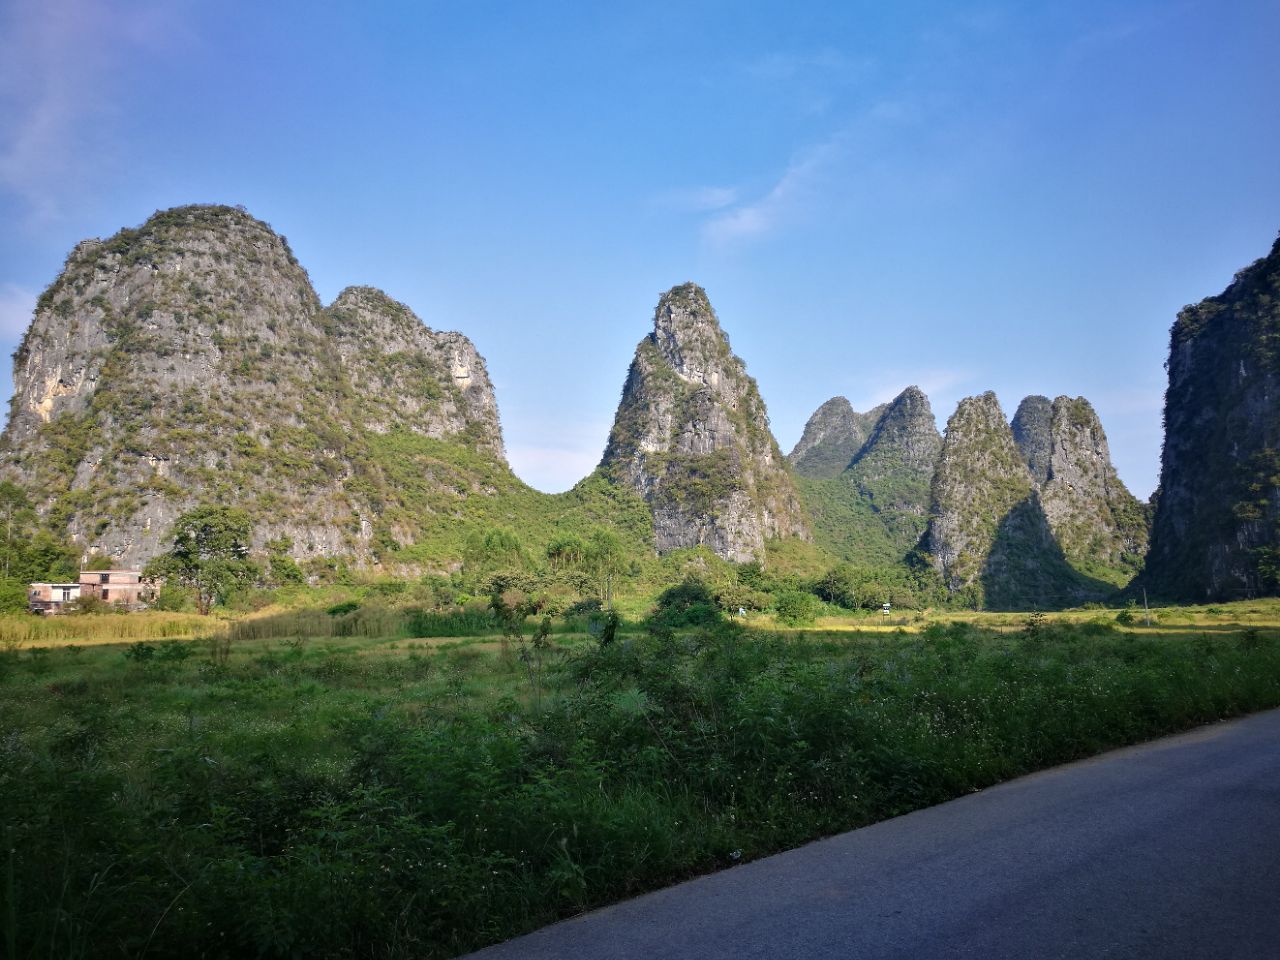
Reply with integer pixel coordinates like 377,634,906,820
0,284,36,339
744,49,875,84
0,0,190,222
698,90,929,249
654,185,739,213
701,138,845,247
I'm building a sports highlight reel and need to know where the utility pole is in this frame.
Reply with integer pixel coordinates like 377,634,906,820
1142,588,1151,628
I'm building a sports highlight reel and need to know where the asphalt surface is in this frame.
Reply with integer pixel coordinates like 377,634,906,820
463,708,1280,960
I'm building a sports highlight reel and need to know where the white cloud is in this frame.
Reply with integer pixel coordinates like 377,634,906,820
0,284,36,339
654,185,739,213
702,139,844,247
744,49,875,84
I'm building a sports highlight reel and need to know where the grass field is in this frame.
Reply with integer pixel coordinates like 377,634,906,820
3,602,1280,958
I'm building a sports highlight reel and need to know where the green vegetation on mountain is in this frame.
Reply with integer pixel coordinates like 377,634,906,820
5,203,1276,613
0,206,658,581
796,475,922,566
794,387,940,574
787,396,884,478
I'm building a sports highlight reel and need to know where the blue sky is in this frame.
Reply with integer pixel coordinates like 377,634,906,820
2,1,1278,498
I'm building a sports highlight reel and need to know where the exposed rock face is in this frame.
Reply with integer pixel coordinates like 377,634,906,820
788,397,883,478
323,286,503,452
0,205,506,567
599,283,809,562
927,392,1037,596
1011,395,1053,485
1145,236,1280,601
1036,396,1148,585
925,390,1145,607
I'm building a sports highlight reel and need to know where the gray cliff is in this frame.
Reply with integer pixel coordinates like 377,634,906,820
1144,235,1280,600
0,205,506,567
599,283,809,562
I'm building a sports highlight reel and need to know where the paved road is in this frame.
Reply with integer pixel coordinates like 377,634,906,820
464,709,1280,959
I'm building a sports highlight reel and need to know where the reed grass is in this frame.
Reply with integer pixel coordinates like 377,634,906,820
0,612,221,647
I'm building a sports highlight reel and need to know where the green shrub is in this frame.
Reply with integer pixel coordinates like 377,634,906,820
122,641,156,663
647,580,722,632
774,590,821,626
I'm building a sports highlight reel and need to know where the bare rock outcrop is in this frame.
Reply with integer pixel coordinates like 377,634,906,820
0,204,506,567
599,283,809,562
925,391,1111,608
1144,235,1280,601
1034,396,1149,585
926,392,1038,596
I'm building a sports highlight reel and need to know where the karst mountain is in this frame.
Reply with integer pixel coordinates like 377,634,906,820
4,203,1277,606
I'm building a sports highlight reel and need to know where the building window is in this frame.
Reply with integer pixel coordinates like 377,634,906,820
61,589,72,602
102,589,110,601
100,573,110,584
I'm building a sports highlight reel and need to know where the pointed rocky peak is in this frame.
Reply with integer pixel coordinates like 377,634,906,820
600,284,808,562
926,392,1037,594
789,396,875,479
650,282,735,387
1047,396,1112,479
1038,395,1147,585
1011,395,1053,485
853,385,942,475
932,391,1028,494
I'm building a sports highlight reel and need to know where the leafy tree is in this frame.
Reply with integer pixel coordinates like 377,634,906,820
11,531,78,585
150,583,193,612
582,527,628,605
545,535,586,571
463,527,528,581
265,536,305,586
489,587,552,705
0,578,28,614
144,506,259,614
0,481,28,579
